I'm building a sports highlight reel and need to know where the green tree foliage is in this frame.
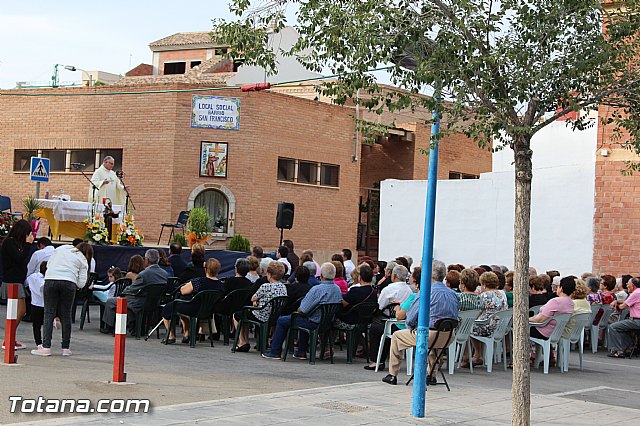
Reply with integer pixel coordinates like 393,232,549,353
215,1,640,423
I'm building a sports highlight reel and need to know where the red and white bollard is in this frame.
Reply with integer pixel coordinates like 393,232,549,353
4,284,18,364
112,297,127,382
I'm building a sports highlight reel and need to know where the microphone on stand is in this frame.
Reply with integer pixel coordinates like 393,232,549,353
116,170,125,178
71,162,86,169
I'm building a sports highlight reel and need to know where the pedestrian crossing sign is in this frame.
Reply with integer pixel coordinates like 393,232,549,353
30,157,50,182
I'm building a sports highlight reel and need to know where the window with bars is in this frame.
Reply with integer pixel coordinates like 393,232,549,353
449,171,479,180
277,157,340,188
13,149,123,172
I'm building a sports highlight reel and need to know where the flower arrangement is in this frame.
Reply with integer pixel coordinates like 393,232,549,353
84,216,110,245
117,215,143,246
0,212,17,237
186,207,211,246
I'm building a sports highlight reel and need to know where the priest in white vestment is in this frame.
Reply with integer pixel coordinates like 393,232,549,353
88,156,127,207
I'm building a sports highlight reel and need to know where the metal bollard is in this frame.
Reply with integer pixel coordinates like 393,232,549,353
4,284,18,364
112,297,127,382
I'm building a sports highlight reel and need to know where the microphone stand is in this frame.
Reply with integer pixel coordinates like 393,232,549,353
116,171,135,216
74,164,100,218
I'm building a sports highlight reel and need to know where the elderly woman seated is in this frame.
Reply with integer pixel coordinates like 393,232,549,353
529,276,576,340
561,278,592,339
463,271,508,367
162,258,224,344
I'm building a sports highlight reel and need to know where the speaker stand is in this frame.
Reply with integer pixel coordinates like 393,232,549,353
279,227,284,246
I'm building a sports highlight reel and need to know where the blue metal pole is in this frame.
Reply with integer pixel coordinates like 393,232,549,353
411,85,442,418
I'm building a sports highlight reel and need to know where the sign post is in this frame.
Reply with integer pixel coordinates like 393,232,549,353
29,157,50,199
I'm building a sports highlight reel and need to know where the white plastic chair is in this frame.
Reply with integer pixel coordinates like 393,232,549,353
375,319,412,375
447,309,482,374
559,312,592,372
590,304,613,353
530,313,572,374
470,309,513,373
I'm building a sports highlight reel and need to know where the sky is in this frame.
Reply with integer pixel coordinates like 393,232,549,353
0,1,297,89
0,1,400,92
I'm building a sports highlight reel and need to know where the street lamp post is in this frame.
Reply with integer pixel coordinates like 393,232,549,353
64,65,93,87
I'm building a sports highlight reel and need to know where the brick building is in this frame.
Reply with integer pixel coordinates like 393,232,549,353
593,104,640,276
0,30,491,260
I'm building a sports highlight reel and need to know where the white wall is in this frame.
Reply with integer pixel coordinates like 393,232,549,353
227,27,322,85
379,122,597,276
493,121,597,172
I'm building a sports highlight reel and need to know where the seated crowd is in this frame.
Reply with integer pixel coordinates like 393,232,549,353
4,227,639,376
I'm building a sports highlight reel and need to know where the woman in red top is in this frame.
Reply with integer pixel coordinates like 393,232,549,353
600,275,617,304
332,261,348,294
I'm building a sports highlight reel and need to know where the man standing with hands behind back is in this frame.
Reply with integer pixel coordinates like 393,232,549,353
88,156,128,207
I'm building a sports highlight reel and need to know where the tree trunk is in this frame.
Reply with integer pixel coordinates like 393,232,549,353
511,135,533,426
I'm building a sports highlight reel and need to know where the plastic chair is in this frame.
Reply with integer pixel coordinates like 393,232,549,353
72,272,102,330
530,313,572,374
559,313,592,372
590,304,613,353
167,290,224,347
334,302,378,364
79,276,132,329
282,296,305,316
529,305,541,316
159,277,182,304
212,288,253,345
232,296,289,355
373,319,414,375
129,283,166,340
447,309,482,374
470,309,513,373
0,195,23,219
145,277,183,340
282,303,343,364
157,210,188,244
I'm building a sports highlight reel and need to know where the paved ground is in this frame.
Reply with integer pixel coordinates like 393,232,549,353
1,303,639,425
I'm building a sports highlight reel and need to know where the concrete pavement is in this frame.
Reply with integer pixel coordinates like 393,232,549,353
6,381,640,425
1,302,640,425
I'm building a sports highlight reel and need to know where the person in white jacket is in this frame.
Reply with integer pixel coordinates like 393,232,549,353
31,243,93,357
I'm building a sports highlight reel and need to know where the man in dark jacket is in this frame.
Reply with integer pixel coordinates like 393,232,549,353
101,249,168,333
283,240,299,277
168,243,187,277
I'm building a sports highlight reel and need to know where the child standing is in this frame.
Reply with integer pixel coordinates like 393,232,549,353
26,261,47,349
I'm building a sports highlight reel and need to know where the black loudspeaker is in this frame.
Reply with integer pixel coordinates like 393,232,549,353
276,202,295,229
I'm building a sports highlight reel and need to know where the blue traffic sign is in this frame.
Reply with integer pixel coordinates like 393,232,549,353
30,157,50,182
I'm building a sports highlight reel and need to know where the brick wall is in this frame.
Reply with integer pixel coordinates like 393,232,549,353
0,84,360,257
158,50,209,75
360,122,492,188
593,104,640,275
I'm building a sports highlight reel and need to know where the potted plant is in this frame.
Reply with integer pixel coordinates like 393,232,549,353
185,207,211,247
171,233,187,247
23,196,43,237
227,234,250,252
